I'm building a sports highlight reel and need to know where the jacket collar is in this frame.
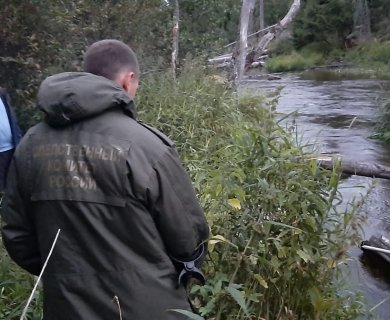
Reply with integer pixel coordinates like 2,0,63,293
122,100,138,120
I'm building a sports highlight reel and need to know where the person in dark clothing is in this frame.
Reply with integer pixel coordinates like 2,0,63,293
1,40,209,319
0,88,22,191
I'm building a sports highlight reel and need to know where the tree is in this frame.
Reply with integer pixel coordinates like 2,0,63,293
213,0,301,78
179,0,241,56
0,1,174,127
171,0,180,79
252,0,301,61
353,0,371,42
234,0,256,84
368,0,390,40
293,0,353,50
259,0,265,30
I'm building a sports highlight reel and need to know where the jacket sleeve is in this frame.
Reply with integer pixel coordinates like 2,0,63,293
147,147,209,260
1,155,42,276
0,93,23,145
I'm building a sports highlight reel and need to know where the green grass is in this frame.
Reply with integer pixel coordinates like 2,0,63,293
266,51,325,73
0,241,42,319
373,99,390,142
344,42,390,68
265,41,390,75
343,41,390,77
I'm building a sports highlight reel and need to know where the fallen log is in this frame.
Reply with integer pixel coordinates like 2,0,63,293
246,74,281,80
316,155,390,180
208,53,233,64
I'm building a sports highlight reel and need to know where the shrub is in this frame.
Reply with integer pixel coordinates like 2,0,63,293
138,67,365,319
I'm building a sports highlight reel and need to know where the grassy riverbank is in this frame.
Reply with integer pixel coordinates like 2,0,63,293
266,41,390,76
266,50,326,73
373,99,390,142
344,42,390,70
1,67,367,319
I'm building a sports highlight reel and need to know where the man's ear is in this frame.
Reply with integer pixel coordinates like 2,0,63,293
115,72,129,91
122,72,136,92
128,72,136,80
115,71,138,96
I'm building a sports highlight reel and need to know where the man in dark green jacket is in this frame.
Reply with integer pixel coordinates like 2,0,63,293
1,40,209,319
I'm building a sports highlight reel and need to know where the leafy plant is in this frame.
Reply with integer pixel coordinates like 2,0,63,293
138,67,366,319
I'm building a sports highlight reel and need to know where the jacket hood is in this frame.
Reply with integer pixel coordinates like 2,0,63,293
38,72,134,127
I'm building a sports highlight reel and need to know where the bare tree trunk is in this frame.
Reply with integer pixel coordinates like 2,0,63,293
353,0,371,43
233,0,255,87
259,0,265,31
252,0,300,61
212,0,300,74
171,0,179,80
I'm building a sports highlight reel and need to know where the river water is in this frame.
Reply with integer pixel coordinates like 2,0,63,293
243,70,390,319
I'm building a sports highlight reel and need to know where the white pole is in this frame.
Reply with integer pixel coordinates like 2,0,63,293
20,229,61,320
361,244,390,255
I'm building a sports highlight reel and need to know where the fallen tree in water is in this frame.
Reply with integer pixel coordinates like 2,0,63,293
316,155,390,180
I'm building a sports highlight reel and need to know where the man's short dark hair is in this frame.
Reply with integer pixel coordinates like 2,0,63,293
83,39,140,81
